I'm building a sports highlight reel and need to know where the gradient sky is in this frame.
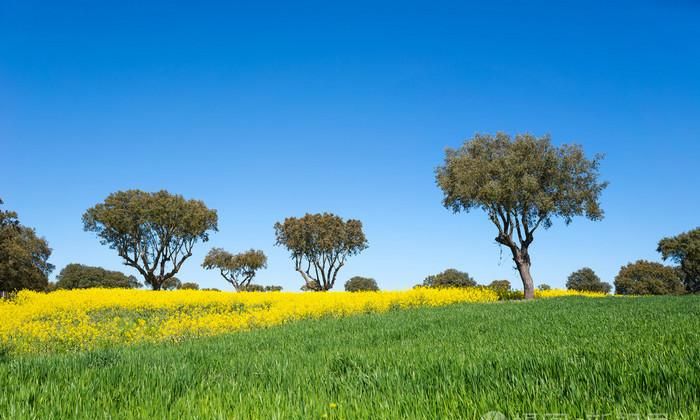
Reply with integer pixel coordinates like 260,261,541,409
2,0,699,291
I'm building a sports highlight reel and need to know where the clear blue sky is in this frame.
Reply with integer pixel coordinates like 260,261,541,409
2,0,699,291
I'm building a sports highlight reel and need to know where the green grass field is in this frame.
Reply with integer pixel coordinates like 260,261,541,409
1,296,698,419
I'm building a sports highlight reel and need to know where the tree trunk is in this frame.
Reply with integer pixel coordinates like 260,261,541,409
516,259,535,300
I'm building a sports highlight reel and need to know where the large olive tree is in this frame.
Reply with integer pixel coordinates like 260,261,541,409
436,133,607,299
274,213,368,291
658,227,700,293
83,190,218,290
202,248,267,291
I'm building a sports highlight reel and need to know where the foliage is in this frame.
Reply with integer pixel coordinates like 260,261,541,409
0,199,54,292
484,279,520,300
487,279,511,292
240,284,282,292
423,269,476,288
658,227,700,293
436,133,607,299
202,248,267,291
55,264,141,290
179,282,200,290
537,283,551,290
344,276,379,292
566,267,611,293
161,277,182,291
614,260,686,295
82,190,218,290
0,297,697,418
242,284,265,292
274,213,368,291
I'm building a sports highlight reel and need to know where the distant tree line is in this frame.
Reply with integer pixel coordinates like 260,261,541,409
2,132,698,296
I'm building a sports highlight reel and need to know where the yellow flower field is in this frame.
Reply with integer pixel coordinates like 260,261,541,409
0,287,606,354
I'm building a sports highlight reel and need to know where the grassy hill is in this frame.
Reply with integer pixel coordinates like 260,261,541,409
1,296,698,419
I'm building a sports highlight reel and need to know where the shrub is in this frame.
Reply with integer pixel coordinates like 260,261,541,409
484,280,522,300
566,268,611,293
488,280,511,292
55,264,142,290
344,276,380,292
537,284,551,291
614,260,685,295
180,282,200,290
162,277,182,291
423,269,476,288
242,284,283,292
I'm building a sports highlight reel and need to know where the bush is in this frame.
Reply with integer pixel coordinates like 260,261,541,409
423,269,476,288
488,280,511,292
344,276,379,292
537,284,551,291
566,268,611,293
56,264,142,290
162,277,182,291
242,284,283,292
614,260,685,295
180,282,200,290
484,280,523,300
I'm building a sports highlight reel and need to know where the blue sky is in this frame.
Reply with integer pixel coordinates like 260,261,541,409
1,0,699,291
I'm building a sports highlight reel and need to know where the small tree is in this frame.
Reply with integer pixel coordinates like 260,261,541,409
423,269,476,288
82,190,218,290
436,133,607,299
0,199,54,292
202,248,267,291
180,282,200,290
274,213,368,291
162,277,182,290
566,268,611,293
56,263,142,289
241,284,283,292
537,283,551,291
344,276,380,292
614,260,685,295
658,227,700,293
488,279,512,292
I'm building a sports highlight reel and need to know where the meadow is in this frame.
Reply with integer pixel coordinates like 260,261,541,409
1,294,698,419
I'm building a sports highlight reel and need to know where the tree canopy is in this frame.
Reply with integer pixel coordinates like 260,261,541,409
658,227,700,293
82,190,218,290
344,276,380,292
487,279,512,292
202,248,267,291
0,199,54,292
436,132,607,299
55,263,142,289
422,269,476,288
274,213,368,291
162,277,182,290
566,267,611,293
179,282,200,290
614,260,685,295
